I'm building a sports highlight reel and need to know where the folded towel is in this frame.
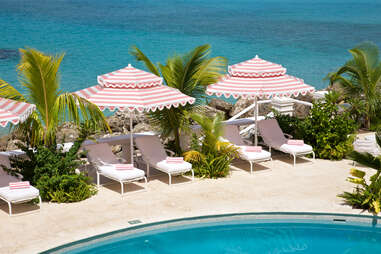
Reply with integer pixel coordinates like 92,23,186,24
9,181,30,190
244,146,262,153
166,157,184,164
114,164,134,170
287,140,304,146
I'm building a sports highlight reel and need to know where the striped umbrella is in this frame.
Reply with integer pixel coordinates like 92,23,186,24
0,98,35,127
206,55,315,145
75,64,195,163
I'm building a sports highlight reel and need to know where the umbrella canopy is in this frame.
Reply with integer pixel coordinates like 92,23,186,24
75,64,195,163
206,55,314,99
0,98,36,127
206,55,315,145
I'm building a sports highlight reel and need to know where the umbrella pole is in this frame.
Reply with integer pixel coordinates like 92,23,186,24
130,111,134,164
254,96,258,146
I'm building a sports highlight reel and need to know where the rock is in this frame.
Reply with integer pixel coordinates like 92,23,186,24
6,139,24,150
201,105,226,119
229,98,272,118
107,110,148,133
133,122,155,133
56,122,79,143
208,98,233,115
0,134,10,151
294,104,311,118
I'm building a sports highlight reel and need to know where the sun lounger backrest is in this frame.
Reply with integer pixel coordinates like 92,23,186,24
84,143,120,164
135,135,167,165
223,125,246,146
257,119,288,148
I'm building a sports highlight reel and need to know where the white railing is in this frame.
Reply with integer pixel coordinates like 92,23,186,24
229,100,271,120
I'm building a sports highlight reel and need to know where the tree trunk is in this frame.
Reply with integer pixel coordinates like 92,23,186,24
174,128,182,155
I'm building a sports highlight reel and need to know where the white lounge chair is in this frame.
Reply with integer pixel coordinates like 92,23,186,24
257,119,315,166
223,125,272,174
84,143,147,195
0,154,41,216
135,135,194,185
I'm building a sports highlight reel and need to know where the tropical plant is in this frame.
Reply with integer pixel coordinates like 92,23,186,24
298,92,357,160
3,121,98,202
130,44,227,154
328,41,381,129
272,112,303,139
338,132,381,214
183,113,239,178
0,48,109,146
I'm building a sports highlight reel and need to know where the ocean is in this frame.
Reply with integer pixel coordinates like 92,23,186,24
1,0,381,94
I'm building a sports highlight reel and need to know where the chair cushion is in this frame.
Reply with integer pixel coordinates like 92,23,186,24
280,143,313,154
0,186,39,202
237,146,271,161
156,160,192,174
98,165,145,181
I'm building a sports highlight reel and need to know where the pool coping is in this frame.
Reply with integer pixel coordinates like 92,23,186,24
41,212,381,253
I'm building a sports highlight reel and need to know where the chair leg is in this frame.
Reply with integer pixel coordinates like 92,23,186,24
7,201,12,216
120,182,124,195
97,172,100,187
293,154,296,167
312,151,315,160
250,161,253,174
168,173,172,185
143,177,148,189
191,170,194,181
38,196,42,211
146,164,150,180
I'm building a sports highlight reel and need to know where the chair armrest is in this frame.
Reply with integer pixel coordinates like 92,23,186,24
117,157,127,163
165,149,176,156
243,140,252,145
284,133,293,139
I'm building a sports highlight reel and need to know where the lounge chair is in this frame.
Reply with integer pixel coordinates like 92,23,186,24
135,135,194,185
257,119,315,166
84,143,147,195
0,154,41,216
222,125,272,174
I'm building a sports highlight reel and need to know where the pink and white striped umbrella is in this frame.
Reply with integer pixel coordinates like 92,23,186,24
75,64,195,112
0,98,36,127
75,64,195,164
206,55,315,99
206,55,315,145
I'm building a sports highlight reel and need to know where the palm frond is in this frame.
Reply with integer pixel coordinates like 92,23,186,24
349,150,381,170
0,79,25,101
129,46,160,76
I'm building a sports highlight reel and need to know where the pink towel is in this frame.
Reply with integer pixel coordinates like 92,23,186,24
287,140,304,146
245,146,262,153
9,181,30,190
166,157,184,164
114,164,134,170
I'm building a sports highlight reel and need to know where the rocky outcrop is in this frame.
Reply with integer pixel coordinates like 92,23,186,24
208,98,233,118
56,122,80,143
229,98,272,118
0,134,10,151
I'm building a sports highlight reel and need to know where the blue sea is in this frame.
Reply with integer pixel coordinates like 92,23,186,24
1,0,381,94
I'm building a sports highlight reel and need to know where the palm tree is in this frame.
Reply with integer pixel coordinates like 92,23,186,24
0,48,109,147
328,42,381,129
130,44,227,153
183,113,239,178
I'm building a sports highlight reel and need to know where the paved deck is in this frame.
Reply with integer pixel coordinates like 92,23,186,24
0,156,374,253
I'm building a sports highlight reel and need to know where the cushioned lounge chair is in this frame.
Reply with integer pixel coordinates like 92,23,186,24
223,125,272,174
135,135,194,185
85,143,147,195
257,119,315,166
0,154,41,216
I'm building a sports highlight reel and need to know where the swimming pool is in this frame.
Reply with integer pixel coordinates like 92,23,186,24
43,213,381,253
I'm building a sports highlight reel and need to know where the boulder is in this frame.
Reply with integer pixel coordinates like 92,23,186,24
56,122,79,143
294,104,311,118
208,98,233,115
201,105,226,119
107,110,148,133
6,139,24,151
0,134,10,151
133,122,155,133
229,98,272,118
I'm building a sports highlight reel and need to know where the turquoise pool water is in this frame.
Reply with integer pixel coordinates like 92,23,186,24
45,213,381,253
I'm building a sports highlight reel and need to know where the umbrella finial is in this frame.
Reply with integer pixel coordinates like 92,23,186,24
128,63,132,67
255,55,259,58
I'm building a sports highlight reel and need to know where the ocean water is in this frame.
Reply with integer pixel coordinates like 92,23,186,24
1,0,381,94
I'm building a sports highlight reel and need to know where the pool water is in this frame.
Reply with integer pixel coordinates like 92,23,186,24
47,214,381,253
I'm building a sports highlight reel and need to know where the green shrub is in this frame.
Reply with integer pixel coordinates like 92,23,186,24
184,114,239,178
272,113,303,139
4,121,98,202
298,95,356,160
338,133,381,214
